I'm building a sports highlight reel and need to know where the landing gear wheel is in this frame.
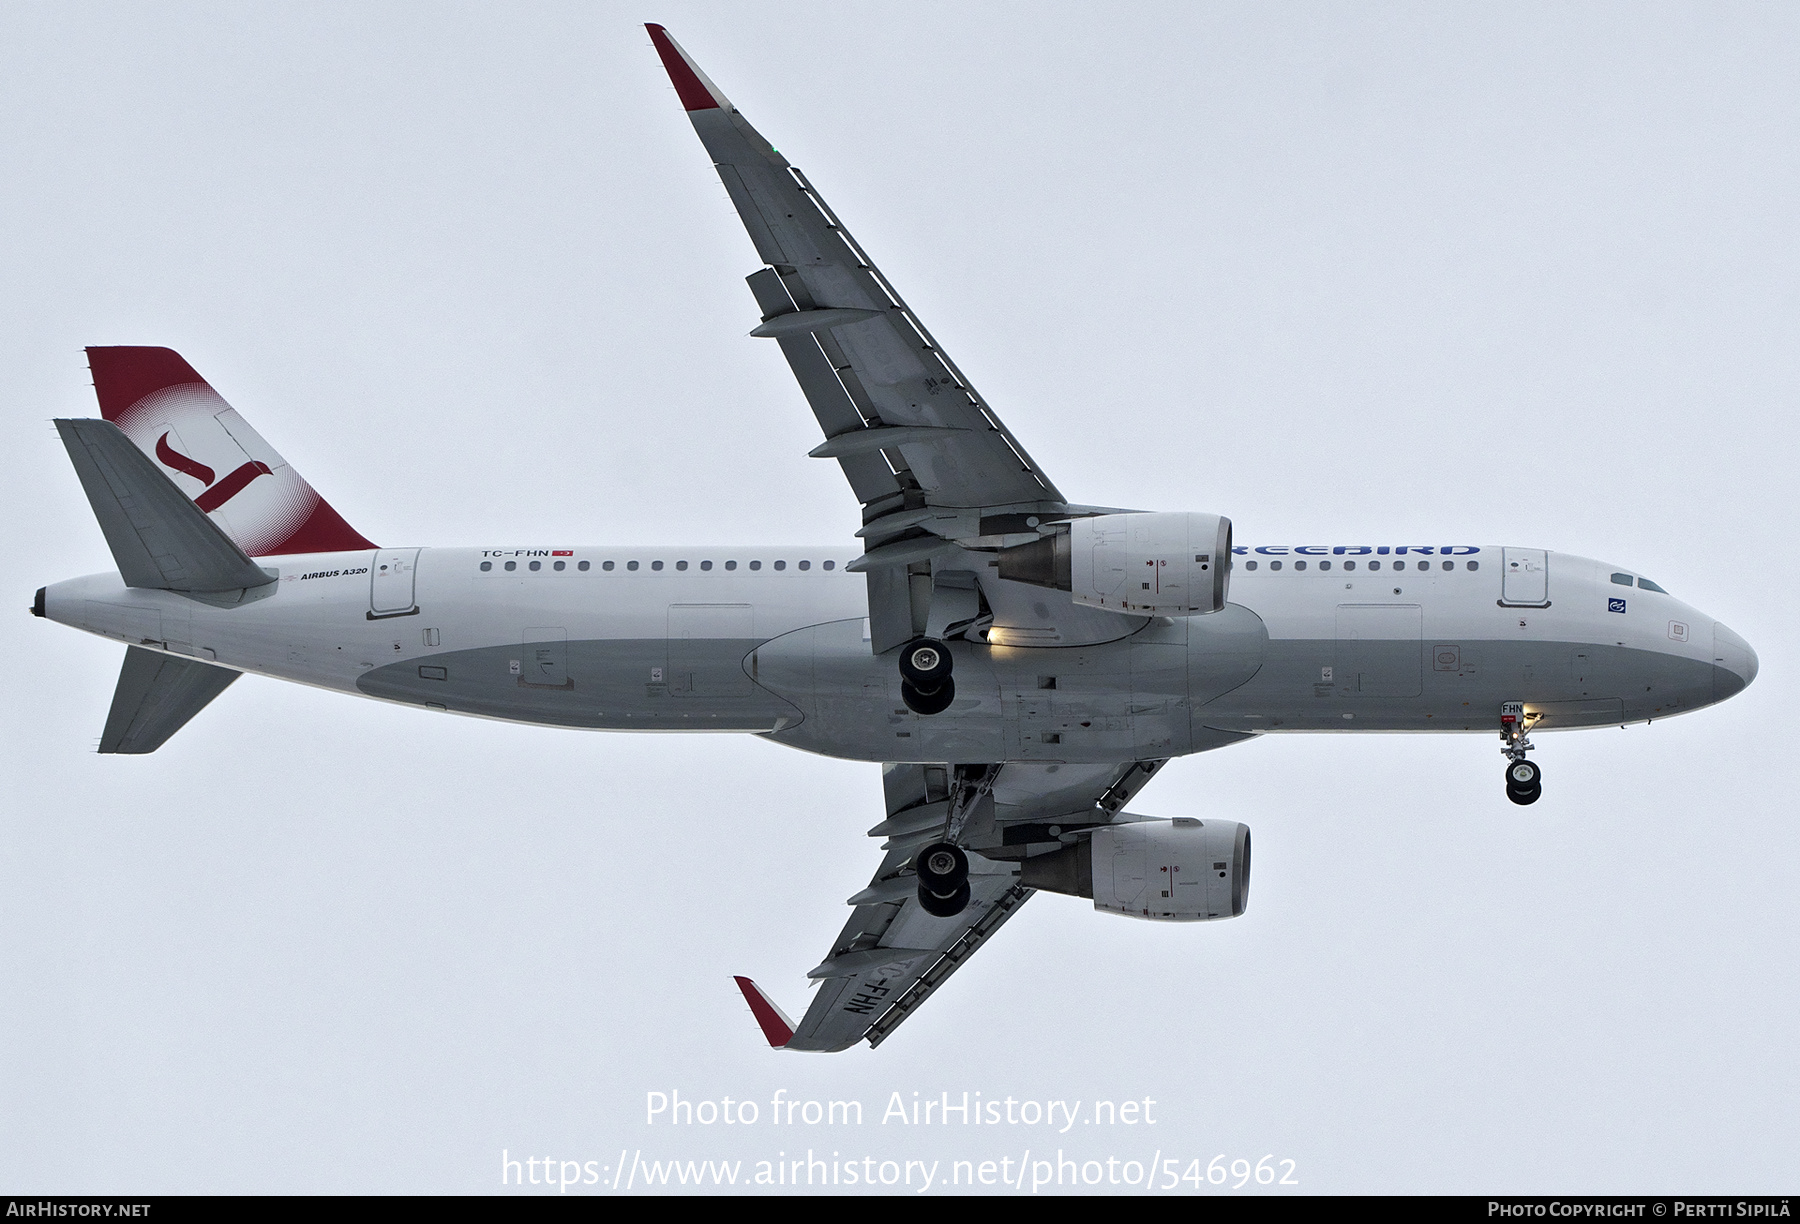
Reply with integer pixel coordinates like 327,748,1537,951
1506,782,1542,806
901,677,955,716
898,638,953,688
917,879,972,918
1505,760,1543,805
915,842,969,893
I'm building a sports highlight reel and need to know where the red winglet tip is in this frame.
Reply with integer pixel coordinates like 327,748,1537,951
646,24,724,112
733,976,795,1048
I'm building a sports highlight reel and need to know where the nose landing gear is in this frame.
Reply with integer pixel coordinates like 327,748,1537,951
898,637,955,716
1505,758,1542,805
1500,701,1543,805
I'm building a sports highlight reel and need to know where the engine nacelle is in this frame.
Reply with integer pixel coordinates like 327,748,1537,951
1019,817,1251,922
996,512,1232,616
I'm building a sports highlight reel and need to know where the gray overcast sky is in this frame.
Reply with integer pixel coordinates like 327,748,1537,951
3,1,1796,1194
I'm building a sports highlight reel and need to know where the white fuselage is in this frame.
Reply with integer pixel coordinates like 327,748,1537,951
42,542,1755,764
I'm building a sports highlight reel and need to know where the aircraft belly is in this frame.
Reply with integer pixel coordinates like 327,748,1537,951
356,638,799,730
752,618,1224,764
1200,637,1718,732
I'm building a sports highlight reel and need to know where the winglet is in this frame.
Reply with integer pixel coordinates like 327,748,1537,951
732,976,795,1048
646,24,730,112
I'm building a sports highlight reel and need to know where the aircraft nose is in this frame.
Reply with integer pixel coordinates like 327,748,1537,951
1711,622,1758,701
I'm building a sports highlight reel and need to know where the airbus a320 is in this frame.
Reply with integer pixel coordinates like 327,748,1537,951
33,26,1758,1052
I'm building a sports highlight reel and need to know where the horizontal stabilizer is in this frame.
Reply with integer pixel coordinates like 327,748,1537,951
100,645,240,754
55,418,276,593
732,976,795,1049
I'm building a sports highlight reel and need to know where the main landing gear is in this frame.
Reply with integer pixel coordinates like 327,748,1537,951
1500,701,1543,805
915,841,971,917
898,637,955,716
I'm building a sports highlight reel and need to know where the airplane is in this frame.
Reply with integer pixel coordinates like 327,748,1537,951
32,24,1758,1053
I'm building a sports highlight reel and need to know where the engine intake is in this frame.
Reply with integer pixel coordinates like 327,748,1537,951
997,512,1232,616
1020,817,1250,922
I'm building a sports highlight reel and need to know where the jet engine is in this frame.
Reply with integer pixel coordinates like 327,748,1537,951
1019,817,1250,922
996,512,1232,616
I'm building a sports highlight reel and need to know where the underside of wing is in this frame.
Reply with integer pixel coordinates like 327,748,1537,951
770,756,1175,1053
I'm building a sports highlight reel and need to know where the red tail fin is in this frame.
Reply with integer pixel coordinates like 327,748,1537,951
86,347,375,557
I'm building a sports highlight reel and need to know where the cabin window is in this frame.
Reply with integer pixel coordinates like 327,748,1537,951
1294,560,1307,571
798,560,811,570
700,560,713,571
1466,561,1478,571
823,560,835,570
479,561,492,572
1319,560,1331,571
725,560,737,571
774,560,787,571
651,561,664,571
553,560,565,571
1343,560,1355,571
627,561,639,571
1638,577,1668,593
1245,560,1258,571
749,561,762,571
1417,560,1429,571
1270,560,1282,571
598,561,610,571
504,561,517,572
676,560,688,571
1368,560,1381,571
1441,560,1452,571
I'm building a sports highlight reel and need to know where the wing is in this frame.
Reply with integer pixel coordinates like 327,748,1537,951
648,26,1104,651
767,757,1168,1053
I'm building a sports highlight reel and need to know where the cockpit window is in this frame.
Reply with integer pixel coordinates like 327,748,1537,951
1637,577,1668,593
1610,572,1634,586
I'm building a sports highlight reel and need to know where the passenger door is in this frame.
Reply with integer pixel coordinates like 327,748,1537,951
369,549,420,619
1500,548,1550,606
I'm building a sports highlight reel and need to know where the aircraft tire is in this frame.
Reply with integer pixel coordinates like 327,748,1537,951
1506,781,1542,806
915,842,969,892
901,677,955,716
1506,760,1542,788
917,879,972,918
898,638,954,688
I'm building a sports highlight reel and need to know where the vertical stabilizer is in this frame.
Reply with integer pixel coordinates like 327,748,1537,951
87,346,376,557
